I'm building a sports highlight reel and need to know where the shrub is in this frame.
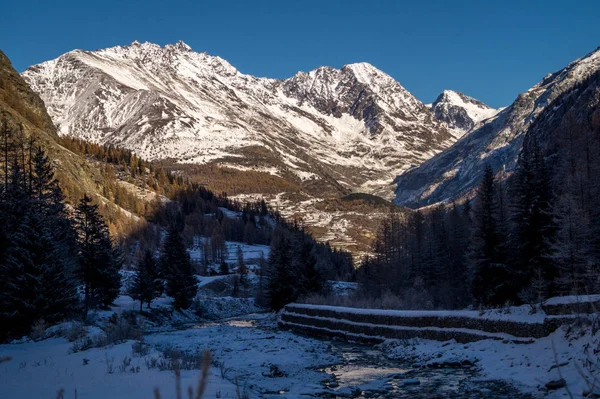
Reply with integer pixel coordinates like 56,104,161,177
70,337,95,353
102,312,143,345
152,350,211,399
62,322,88,342
30,320,48,341
132,338,151,357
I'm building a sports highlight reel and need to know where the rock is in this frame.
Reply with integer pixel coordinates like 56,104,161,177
545,378,567,390
582,389,600,398
400,379,421,386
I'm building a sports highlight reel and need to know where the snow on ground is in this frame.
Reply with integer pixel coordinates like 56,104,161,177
188,240,270,266
287,303,548,324
146,315,339,397
330,281,358,296
0,315,339,399
380,321,599,398
545,294,600,306
0,337,239,399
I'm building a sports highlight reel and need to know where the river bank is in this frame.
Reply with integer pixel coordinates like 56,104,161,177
281,302,600,398
0,312,538,399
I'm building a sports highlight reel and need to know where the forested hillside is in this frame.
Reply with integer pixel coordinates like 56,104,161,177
357,70,600,310
0,49,354,341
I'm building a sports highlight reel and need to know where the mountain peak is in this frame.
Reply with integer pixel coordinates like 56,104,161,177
342,62,392,84
166,40,192,52
431,89,498,137
433,90,490,108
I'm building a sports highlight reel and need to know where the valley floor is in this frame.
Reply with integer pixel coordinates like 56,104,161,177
0,313,339,399
1,283,595,399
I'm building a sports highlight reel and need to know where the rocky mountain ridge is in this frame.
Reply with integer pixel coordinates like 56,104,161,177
22,40,483,199
394,46,600,208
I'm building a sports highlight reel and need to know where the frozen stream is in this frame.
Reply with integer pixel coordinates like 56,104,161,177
177,314,536,399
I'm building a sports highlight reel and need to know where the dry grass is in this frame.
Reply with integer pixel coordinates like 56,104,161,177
153,350,211,399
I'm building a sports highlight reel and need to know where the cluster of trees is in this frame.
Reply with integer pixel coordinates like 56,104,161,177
60,136,186,196
0,124,355,338
0,121,121,340
60,136,188,217
128,225,198,311
361,124,600,308
126,186,354,311
264,222,354,310
158,162,301,196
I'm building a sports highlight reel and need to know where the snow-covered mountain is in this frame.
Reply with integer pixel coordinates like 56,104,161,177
394,47,600,208
22,40,459,199
430,90,499,137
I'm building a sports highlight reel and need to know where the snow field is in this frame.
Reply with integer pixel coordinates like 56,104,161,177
0,314,341,399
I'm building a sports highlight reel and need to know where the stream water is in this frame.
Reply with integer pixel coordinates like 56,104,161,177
321,341,536,398
231,314,537,399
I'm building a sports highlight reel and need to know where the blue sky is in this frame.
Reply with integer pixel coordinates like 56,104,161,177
2,0,599,108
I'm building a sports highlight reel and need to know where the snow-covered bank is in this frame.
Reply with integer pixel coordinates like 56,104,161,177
380,321,599,398
0,314,340,399
280,301,600,398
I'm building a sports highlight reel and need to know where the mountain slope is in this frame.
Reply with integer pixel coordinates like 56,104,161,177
394,47,600,208
22,41,454,199
430,90,499,137
0,49,101,199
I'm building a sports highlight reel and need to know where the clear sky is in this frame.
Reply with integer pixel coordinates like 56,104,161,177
2,0,599,108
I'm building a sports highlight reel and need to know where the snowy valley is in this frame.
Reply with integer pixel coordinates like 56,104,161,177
1,16,600,399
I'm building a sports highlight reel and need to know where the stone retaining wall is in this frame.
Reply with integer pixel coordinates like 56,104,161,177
280,304,583,344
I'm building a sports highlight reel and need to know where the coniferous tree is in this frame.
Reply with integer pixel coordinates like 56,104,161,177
294,234,326,298
219,260,229,275
231,274,240,297
510,138,556,299
469,164,510,306
267,230,295,310
255,252,268,307
160,225,197,309
236,245,248,286
128,249,163,312
74,194,121,315
0,131,79,338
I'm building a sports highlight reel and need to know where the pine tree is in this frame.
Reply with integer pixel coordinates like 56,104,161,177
470,164,510,306
74,194,121,315
128,250,163,312
160,225,197,309
0,138,79,338
231,274,240,298
293,235,326,298
236,245,248,286
510,137,556,300
255,252,268,307
267,231,295,311
219,260,229,275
